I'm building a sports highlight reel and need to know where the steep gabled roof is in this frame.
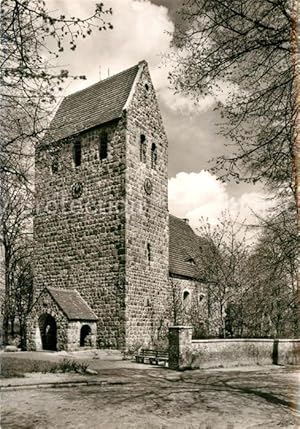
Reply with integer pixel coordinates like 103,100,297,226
47,63,141,142
169,214,203,279
47,287,97,321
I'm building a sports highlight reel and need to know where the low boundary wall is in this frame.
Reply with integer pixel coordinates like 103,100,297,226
169,326,300,370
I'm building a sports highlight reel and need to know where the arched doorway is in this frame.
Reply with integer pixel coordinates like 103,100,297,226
80,324,92,347
39,314,57,351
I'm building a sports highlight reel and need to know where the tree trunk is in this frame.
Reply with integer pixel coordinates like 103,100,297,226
19,316,27,350
3,245,11,345
291,0,300,338
291,0,300,224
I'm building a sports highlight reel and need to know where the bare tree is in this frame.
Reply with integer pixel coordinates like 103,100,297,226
169,0,300,334
1,173,33,345
189,291,210,339
244,206,299,337
1,0,112,183
169,0,299,220
7,237,33,349
193,206,298,339
194,214,251,338
0,0,113,344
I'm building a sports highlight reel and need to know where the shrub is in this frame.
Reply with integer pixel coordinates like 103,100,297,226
50,358,89,373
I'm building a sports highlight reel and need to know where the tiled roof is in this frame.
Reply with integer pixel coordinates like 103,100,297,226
47,63,140,142
169,215,202,279
47,287,98,321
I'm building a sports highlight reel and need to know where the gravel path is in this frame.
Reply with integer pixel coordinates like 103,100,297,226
1,365,299,428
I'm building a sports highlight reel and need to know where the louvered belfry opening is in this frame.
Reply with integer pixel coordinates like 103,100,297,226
99,131,108,160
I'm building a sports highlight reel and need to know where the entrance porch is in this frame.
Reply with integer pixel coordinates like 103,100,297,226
27,287,97,351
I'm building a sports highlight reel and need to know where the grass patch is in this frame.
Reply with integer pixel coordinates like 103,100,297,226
1,356,57,378
49,358,89,374
1,356,89,378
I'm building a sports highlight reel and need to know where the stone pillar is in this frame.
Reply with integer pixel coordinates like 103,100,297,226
168,326,193,370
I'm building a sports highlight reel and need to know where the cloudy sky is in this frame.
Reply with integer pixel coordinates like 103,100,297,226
49,0,271,230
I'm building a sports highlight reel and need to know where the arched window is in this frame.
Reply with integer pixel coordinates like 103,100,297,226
140,134,146,163
73,140,81,167
99,131,108,160
80,324,92,347
151,143,157,169
183,290,190,304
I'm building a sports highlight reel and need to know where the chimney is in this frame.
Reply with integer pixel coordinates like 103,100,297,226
182,218,189,224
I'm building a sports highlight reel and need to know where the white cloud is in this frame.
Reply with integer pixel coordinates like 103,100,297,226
168,171,228,221
168,171,273,233
50,0,174,94
51,0,218,113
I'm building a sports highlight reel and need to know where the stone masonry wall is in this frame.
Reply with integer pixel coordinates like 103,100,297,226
124,62,170,349
27,290,69,351
68,321,97,351
169,276,208,335
169,326,300,370
34,119,127,349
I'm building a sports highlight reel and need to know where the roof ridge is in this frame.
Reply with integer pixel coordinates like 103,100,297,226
169,213,184,221
169,213,197,233
169,213,189,222
47,286,76,293
64,63,140,100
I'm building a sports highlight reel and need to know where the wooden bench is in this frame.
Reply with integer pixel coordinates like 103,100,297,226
135,349,156,364
135,349,168,366
152,350,168,366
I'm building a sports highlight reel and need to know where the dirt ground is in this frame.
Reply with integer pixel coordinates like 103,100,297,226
1,365,299,429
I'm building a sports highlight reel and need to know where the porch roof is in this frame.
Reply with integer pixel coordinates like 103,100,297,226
46,287,98,321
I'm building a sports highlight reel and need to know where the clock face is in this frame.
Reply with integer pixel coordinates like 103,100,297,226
71,182,83,199
144,178,153,195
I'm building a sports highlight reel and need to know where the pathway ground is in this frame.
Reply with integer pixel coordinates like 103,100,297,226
1,352,299,428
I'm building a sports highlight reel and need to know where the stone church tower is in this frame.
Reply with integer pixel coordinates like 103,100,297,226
28,61,170,351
